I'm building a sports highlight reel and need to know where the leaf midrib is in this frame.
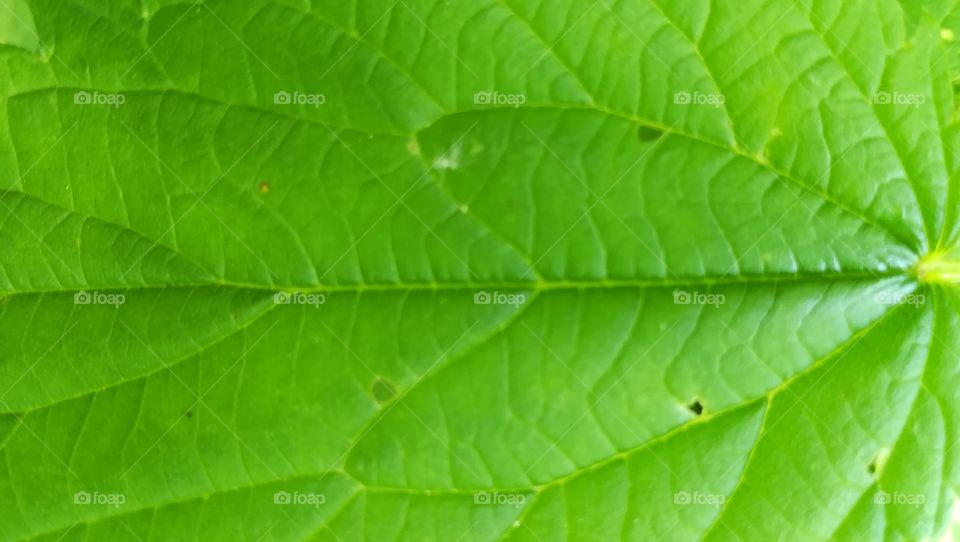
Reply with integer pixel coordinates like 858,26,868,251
0,269,915,297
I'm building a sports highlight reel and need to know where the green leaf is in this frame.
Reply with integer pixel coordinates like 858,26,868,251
1,0,960,540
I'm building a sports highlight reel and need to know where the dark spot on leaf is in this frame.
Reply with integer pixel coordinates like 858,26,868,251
867,449,890,476
637,125,663,142
407,137,420,156
371,377,397,403
687,399,704,416
258,181,270,194
184,410,193,419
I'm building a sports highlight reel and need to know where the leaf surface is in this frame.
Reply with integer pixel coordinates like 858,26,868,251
2,0,960,540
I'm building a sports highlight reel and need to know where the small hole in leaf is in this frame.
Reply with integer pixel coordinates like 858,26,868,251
636,125,663,142
687,399,704,416
371,377,397,403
